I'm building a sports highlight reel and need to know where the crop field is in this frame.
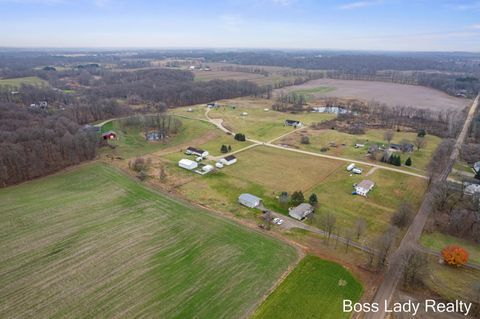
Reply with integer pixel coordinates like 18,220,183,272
208,98,336,141
421,232,480,264
0,76,49,88
293,86,336,101
276,79,469,111
252,255,363,319
277,128,441,171
310,167,426,239
0,163,297,318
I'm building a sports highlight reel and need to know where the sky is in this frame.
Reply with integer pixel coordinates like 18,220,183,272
1,0,480,51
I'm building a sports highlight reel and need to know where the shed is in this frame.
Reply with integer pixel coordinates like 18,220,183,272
354,180,375,197
285,119,303,127
238,193,262,208
221,155,237,166
185,146,209,158
102,130,117,140
178,159,198,170
289,203,314,220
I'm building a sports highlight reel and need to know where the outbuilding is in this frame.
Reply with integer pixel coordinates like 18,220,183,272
288,203,314,220
102,130,117,140
221,155,237,166
285,119,303,127
238,193,262,208
178,159,198,170
354,180,375,197
185,146,209,158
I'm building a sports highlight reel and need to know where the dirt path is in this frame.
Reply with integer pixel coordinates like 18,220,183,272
364,93,480,319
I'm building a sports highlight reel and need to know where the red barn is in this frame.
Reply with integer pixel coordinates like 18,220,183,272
102,130,117,140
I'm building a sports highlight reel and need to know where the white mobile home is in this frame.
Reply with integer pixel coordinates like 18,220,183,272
354,180,375,197
220,155,237,166
238,193,262,208
185,146,209,158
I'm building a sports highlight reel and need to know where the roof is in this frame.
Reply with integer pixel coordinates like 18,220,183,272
289,203,313,219
187,146,206,154
179,159,196,166
465,183,480,195
224,155,236,161
285,119,301,124
356,180,375,190
239,193,261,203
101,130,116,136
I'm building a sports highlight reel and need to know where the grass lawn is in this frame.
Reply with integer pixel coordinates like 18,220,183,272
421,232,480,264
310,167,426,240
253,255,363,319
0,76,49,88
425,257,480,303
0,163,297,318
277,128,441,172
100,116,218,159
208,97,336,141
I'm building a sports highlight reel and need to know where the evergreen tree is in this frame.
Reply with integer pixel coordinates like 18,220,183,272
309,193,318,207
220,144,228,153
405,157,412,166
228,145,232,152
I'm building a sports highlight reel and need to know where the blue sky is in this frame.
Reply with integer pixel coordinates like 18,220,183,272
1,0,480,51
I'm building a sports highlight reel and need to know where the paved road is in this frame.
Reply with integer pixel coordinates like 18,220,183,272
364,94,479,319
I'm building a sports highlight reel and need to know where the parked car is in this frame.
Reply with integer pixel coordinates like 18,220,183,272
273,217,280,224
277,219,284,225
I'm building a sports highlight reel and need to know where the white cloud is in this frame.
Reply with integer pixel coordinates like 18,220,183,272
220,15,243,31
468,24,480,29
338,0,383,10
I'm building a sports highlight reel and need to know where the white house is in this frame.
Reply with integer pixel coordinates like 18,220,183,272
238,193,262,208
220,155,237,166
354,180,375,197
185,146,209,158
178,159,198,170
289,203,314,220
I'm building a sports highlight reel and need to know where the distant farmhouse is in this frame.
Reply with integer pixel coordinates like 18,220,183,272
220,155,237,166
102,131,117,140
354,180,375,197
289,203,314,220
29,101,48,110
238,193,262,208
207,102,219,108
390,143,414,153
185,146,209,158
285,120,304,127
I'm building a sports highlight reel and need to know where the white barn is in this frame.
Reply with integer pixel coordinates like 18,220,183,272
185,146,209,158
178,159,198,170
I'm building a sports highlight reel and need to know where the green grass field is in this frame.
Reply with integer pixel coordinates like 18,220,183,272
293,86,336,101
101,117,217,159
253,255,363,319
278,128,441,172
0,163,297,318
421,232,480,264
0,76,49,88
207,98,336,141
311,167,426,240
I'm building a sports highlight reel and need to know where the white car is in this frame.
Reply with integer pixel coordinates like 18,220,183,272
277,219,284,225
273,218,280,224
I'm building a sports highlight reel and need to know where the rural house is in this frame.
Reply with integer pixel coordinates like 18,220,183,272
185,146,209,158
238,193,262,208
354,180,375,197
390,143,414,153
102,131,117,140
178,159,198,170
221,155,237,166
288,203,314,220
285,119,304,127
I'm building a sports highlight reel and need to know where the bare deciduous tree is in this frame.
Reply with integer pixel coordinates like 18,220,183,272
384,129,395,146
354,218,367,240
414,136,426,151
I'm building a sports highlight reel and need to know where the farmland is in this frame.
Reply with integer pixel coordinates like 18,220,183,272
276,78,470,111
253,255,363,319
0,76,49,88
206,97,336,141
0,163,297,318
276,128,441,171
